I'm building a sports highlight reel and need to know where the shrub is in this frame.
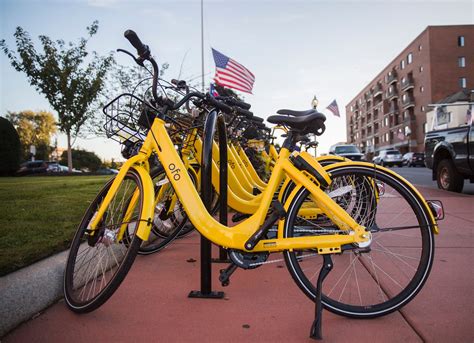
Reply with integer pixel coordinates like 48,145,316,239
0,117,21,175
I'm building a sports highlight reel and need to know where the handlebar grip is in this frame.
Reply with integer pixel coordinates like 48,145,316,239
228,98,251,110
207,96,233,114
235,107,253,119
124,30,149,57
215,96,251,110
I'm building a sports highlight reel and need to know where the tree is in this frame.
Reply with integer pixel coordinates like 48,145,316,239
6,110,56,161
60,148,101,172
0,117,21,175
1,21,114,171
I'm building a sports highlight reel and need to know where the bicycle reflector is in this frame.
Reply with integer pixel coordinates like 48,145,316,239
427,200,445,220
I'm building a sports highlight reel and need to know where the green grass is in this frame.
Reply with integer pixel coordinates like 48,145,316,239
0,175,111,276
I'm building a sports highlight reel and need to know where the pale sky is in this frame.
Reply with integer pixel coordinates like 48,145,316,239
1,0,473,161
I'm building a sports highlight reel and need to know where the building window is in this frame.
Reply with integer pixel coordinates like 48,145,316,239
458,57,466,67
419,66,424,72
423,122,427,134
400,59,405,70
402,94,407,102
460,77,467,88
421,106,425,112
384,117,388,126
407,53,413,64
385,133,389,142
458,36,465,47
419,44,422,51
420,86,424,93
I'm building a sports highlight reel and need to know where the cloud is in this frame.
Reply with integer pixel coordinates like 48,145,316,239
87,0,122,8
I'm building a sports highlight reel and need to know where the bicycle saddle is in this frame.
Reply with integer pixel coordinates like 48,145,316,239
267,112,326,136
276,109,317,117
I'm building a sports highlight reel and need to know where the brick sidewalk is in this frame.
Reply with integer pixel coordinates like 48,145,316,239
3,186,473,342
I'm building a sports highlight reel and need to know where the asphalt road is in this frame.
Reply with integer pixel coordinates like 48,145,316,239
390,166,474,195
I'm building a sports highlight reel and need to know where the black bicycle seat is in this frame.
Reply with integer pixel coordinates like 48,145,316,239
276,109,317,117
267,112,326,136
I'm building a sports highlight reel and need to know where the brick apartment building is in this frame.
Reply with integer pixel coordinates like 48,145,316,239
345,25,474,158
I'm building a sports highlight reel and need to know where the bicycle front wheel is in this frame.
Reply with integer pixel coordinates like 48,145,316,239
284,165,435,318
64,169,144,313
138,165,190,254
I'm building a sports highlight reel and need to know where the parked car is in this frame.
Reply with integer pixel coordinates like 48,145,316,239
45,161,62,172
328,144,365,161
16,160,48,176
373,149,403,167
402,152,425,167
96,168,119,175
425,122,474,192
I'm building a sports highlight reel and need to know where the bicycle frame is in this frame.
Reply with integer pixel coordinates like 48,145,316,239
90,111,369,253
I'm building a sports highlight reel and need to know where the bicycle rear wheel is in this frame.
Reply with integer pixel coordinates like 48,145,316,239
284,165,435,318
64,169,144,313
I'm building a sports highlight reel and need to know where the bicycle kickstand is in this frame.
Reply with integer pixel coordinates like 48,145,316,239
310,254,333,340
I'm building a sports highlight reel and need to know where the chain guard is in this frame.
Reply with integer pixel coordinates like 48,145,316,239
228,249,269,269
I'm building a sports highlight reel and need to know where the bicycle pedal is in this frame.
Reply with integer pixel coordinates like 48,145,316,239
219,263,238,287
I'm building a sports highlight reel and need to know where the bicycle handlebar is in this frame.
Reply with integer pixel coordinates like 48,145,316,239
124,30,150,58
122,30,252,118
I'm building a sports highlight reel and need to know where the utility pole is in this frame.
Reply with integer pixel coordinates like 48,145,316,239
201,0,205,92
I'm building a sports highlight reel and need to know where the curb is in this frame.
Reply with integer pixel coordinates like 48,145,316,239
0,249,68,337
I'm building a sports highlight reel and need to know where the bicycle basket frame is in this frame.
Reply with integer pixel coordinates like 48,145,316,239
103,93,156,144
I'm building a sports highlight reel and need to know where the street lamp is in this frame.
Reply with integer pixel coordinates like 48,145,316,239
312,95,319,110
310,95,318,156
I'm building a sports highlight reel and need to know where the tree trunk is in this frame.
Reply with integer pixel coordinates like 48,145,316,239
67,131,73,172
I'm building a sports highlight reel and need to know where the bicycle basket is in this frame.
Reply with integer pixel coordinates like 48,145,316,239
103,93,156,144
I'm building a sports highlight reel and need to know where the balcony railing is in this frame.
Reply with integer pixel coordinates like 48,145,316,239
387,87,398,100
387,103,399,114
402,96,415,108
387,70,398,85
373,83,383,97
401,76,415,91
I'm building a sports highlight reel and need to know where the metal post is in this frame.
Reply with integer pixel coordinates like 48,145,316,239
216,114,229,262
188,109,224,299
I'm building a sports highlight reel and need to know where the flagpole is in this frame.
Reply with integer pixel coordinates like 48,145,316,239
201,0,205,92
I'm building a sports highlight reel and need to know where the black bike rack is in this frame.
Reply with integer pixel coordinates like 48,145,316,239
188,109,228,299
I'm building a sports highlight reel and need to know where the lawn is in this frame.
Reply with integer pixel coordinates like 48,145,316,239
0,175,111,276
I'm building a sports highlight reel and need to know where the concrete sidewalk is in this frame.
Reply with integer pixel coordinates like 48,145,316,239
2,186,474,342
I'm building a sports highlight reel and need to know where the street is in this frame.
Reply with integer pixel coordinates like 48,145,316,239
391,166,474,195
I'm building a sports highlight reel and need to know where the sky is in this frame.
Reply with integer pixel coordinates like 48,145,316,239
1,0,473,161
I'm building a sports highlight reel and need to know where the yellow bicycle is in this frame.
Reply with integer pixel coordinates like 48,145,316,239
64,31,440,338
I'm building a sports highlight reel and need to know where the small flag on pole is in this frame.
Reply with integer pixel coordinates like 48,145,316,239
212,48,255,94
209,83,219,97
326,100,340,117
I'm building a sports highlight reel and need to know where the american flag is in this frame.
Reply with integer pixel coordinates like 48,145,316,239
326,99,340,117
212,48,255,94
397,130,405,140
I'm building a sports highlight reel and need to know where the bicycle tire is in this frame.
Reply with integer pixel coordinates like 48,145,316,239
64,169,144,313
283,165,435,318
